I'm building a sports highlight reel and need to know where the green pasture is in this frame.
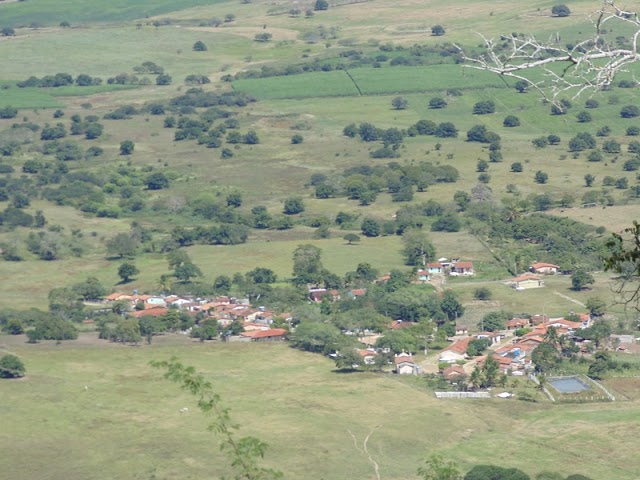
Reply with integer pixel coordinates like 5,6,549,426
0,84,138,109
0,26,256,80
0,0,229,27
1,338,638,480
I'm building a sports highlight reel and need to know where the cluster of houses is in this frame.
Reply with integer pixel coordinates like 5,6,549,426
105,292,290,342
439,313,591,376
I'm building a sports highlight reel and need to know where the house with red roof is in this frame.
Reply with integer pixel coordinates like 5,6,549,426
509,273,544,290
239,328,288,342
442,365,467,381
394,352,419,375
450,261,474,276
530,262,561,274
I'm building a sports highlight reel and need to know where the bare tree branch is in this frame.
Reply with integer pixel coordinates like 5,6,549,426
458,1,640,105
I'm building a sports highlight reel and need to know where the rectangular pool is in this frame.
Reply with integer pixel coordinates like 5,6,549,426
548,376,591,393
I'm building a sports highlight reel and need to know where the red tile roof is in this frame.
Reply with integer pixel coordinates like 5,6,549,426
131,307,167,318
240,328,288,339
531,262,560,269
453,261,474,269
445,337,471,354
511,273,541,283
394,353,416,365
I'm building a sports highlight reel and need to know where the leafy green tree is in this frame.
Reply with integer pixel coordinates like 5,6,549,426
72,277,106,300
571,268,595,290
503,115,520,127
514,80,529,93
151,359,282,480
465,465,530,480
283,196,305,215
118,263,139,283
292,244,324,286
534,170,549,184
402,228,436,266
343,233,360,245
246,267,277,284
418,455,461,480
314,0,329,10
473,100,495,114
620,105,640,118
156,74,172,85
290,321,344,353
474,287,492,300
174,262,202,283
145,172,169,190
551,4,571,16
375,329,420,354
361,217,381,237
193,40,207,51
531,342,560,373
392,96,408,109
429,97,447,109
431,24,446,36
106,233,138,258
440,290,464,320
479,311,509,331
584,174,595,187
335,349,362,370
119,140,134,155
0,354,25,378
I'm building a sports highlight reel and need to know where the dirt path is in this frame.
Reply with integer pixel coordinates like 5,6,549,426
552,290,586,308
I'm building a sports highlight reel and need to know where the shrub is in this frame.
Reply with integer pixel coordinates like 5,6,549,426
429,97,447,109
552,4,571,16
503,115,520,127
621,105,640,118
193,41,207,51
0,354,25,378
473,100,495,114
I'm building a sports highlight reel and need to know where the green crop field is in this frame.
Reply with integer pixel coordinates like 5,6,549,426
1,338,639,480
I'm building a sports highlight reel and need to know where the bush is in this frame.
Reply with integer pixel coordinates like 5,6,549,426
291,134,304,144
626,126,640,136
193,41,207,51
511,162,523,172
552,4,571,16
429,97,447,109
0,354,25,378
474,287,492,300
585,99,599,108
621,105,640,118
314,0,329,10
473,100,495,115
503,115,520,127
576,111,592,123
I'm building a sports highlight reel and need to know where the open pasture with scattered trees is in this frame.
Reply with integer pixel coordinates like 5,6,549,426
2,0,640,478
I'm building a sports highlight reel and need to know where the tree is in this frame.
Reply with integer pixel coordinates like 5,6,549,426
402,229,436,266
283,196,305,215
254,33,272,42
418,455,461,480
119,140,134,155
72,277,106,300
473,100,495,115
174,262,202,283
193,40,207,51
604,221,640,309
335,349,362,371
576,111,592,123
314,0,329,10
586,296,606,316
440,290,464,321
551,4,571,16
290,321,343,353
431,25,446,36
571,268,595,290
1,27,15,37
392,96,408,109
151,359,282,480
464,465,530,480
429,97,447,109
584,174,595,187
620,105,640,118
503,115,520,127
291,134,304,144
145,172,170,190
534,170,548,184
106,233,138,258
361,217,381,237
292,244,324,286
118,263,139,283
511,162,523,173
0,354,25,379
226,192,242,207
343,233,360,245
156,74,172,85
474,287,492,300
531,342,560,373
514,80,529,93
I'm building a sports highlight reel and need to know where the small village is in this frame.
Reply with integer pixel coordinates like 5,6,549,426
99,257,638,396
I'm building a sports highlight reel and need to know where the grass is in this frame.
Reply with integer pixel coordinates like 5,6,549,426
0,0,229,27
233,71,361,99
0,84,138,109
0,337,638,479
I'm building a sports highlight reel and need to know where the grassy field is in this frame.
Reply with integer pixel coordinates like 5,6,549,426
0,0,228,27
1,337,639,480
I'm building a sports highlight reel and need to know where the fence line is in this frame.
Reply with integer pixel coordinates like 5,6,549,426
435,391,491,399
587,376,616,401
